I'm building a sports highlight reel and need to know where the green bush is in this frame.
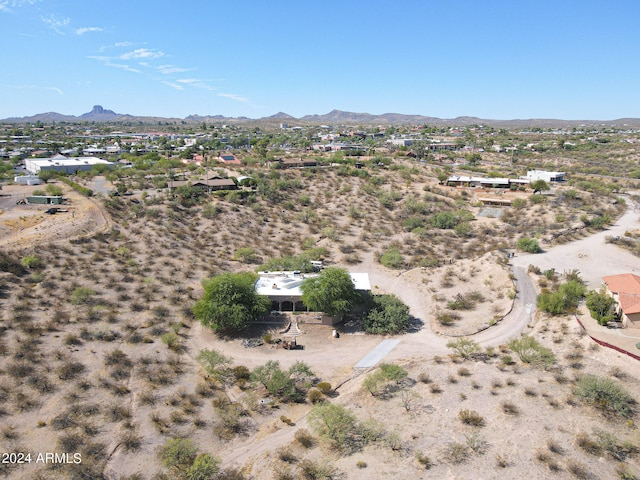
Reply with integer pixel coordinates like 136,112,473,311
379,247,404,269
69,286,96,305
363,294,410,334
516,237,541,253
21,255,41,269
308,403,359,453
574,375,636,419
446,338,481,359
507,336,555,369
586,289,616,325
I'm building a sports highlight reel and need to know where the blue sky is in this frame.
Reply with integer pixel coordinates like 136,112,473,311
1,0,639,120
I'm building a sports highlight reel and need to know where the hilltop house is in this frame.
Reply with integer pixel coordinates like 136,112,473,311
603,273,640,327
254,271,370,324
168,174,237,192
218,154,241,165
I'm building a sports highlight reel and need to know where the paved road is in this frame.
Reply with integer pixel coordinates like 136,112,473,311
383,199,640,362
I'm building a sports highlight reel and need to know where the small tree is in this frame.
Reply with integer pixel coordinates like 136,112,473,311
586,289,616,325
21,255,41,269
193,272,271,334
301,267,359,320
186,454,220,480
447,337,481,359
363,294,410,334
196,349,232,382
531,179,550,193
516,237,541,253
508,335,555,369
160,438,198,475
308,403,359,452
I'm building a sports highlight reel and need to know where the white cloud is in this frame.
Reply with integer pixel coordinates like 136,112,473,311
162,81,184,91
176,78,216,91
120,48,165,60
76,26,103,35
0,0,43,13
6,84,63,95
157,64,191,75
41,14,70,35
218,92,249,103
88,55,142,74
115,41,135,47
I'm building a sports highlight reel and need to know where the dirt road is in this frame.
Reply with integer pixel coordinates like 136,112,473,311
510,197,640,288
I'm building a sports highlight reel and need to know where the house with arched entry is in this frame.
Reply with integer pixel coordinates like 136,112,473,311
254,271,370,315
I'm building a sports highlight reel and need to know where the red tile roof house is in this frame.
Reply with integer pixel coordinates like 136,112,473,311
217,154,241,165
603,273,640,327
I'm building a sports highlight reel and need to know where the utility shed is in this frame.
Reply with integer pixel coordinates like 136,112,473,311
27,195,64,205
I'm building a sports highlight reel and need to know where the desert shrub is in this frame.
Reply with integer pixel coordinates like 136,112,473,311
307,389,323,404
57,360,86,380
436,310,460,326
501,401,520,416
316,382,332,394
294,428,315,448
592,429,639,461
160,437,198,475
308,403,359,453
507,335,555,369
197,349,232,383
379,363,408,382
69,287,96,305
516,237,541,253
186,454,220,480
458,409,485,427
379,247,404,269
537,291,566,314
447,292,480,310
616,463,639,480
415,452,433,469
299,459,337,480
586,289,617,324
574,375,636,419
442,441,469,464
447,337,481,359
161,332,182,352
363,294,410,334
21,255,41,269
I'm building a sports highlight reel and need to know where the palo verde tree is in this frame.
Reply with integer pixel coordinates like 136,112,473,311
586,288,617,325
363,294,411,334
300,267,359,320
530,179,550,194
193,272,271,334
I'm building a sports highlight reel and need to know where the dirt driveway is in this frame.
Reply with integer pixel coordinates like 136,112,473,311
511,197,640,289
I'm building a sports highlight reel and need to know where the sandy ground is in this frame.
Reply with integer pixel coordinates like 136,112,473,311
0,182,110,250
2,180,640,479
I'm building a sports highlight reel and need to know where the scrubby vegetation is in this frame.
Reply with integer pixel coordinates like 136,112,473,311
0,119,638,479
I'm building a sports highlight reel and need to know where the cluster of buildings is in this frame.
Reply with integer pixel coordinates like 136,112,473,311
446,170,566,189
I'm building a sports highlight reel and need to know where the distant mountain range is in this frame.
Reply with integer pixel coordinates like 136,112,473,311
3,105,640,127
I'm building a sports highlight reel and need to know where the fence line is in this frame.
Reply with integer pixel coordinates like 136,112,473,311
574,315,640,362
